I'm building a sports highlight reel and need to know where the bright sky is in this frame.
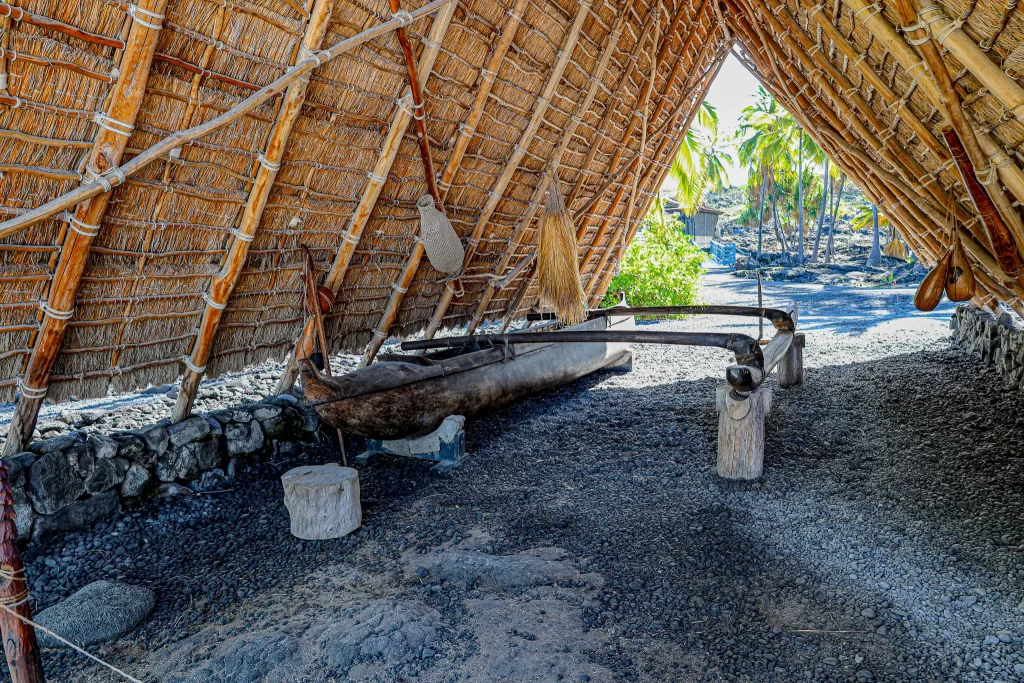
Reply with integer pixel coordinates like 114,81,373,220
661,52,762,193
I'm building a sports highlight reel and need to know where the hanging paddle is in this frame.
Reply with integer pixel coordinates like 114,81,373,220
944,229,976,302
914,248,952,311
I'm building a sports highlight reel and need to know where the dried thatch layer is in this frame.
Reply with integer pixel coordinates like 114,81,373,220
5,0,1024,443
0,0,723,415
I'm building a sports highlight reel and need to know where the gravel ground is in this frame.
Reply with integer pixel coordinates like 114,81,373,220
9,267,1024,683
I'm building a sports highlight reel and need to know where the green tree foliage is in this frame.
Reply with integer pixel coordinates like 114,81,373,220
600,212,705,308
670,103,734,217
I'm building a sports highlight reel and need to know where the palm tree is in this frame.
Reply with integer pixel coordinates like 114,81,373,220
670,102,734,218
823,172,846,264
852,202,886,266
737,88,802,256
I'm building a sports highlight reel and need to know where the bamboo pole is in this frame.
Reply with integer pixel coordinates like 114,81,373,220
458,0,636,336
417,0,538,337
839,0,1024,209
496,15,724,327
586,49,726,305
171,0,335,423
274,0,458,394
1,0,170,458
359,0,595,366
0,0,457,241
579,34,722,294
0,463,44,683
436,0,529,200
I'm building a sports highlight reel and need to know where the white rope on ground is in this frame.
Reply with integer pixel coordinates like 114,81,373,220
0,602,144,682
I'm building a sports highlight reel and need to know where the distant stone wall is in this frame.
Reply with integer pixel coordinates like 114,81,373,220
950,304,1024,387
1,395,320,544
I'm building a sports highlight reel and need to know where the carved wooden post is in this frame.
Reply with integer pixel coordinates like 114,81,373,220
0,463,44,682
777,333,804,389
716,386,771,480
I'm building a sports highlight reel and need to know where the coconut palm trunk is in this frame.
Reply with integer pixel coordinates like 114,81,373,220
797,130,804,265
867,203,881,266
756,172,766,260
811,157,829,263
824,173,844,264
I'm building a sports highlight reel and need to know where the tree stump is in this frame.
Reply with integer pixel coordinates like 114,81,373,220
716,386,772,480
778,333,805,388
281,464,361,540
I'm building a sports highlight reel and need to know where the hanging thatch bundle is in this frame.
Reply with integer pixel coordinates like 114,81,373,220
537,172,586,326
882,231,907,260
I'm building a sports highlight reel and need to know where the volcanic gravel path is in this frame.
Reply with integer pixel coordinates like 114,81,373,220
12,269,1024,682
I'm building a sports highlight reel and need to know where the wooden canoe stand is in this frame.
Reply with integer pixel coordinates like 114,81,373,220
357,414,467,473
716,306,803,481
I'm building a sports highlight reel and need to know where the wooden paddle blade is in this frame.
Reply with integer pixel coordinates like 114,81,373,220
945,232,976,302
914,249,952,311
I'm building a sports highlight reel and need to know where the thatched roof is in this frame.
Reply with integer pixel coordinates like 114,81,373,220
4,0,1024,444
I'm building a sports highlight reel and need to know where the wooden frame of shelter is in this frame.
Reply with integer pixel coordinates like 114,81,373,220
2,0,1024,457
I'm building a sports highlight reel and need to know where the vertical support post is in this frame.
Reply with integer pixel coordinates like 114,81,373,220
0,463,44,682
1,0,169,457
777,333,804,388
716,386,771,480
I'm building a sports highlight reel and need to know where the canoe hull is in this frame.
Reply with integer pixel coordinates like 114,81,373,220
301,314,633,440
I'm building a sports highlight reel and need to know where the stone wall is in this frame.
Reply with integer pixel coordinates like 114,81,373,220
950,304,1024,387
1,395,319,544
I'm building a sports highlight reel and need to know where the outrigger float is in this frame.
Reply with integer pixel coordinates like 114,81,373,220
300,305,801,455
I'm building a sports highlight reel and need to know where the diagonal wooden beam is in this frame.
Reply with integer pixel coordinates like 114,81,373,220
434,0,634,339
171,0,335,422
2,0,170,457
273,1,458,394
585,46,726,305
359,0,595,366
436,0,529,202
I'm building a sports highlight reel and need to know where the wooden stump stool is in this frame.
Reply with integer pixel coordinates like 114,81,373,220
282,464,361,540
778,332,805,388
716,386,772,480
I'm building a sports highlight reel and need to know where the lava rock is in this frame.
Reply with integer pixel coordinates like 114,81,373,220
120,463,151,498
140,424,170,456
33,490,118,541
84,457,128,495
88,434,118,460
167,417,210,448
111,432,147,461
35,580,155,648
27,451,85,515
2,452,35,489
29,432,81,455
193,439,221,471
157,446,199,482
225,421,264,455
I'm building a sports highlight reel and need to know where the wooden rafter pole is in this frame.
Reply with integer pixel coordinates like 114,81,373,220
0,0,456,241
505,29,724,325
436,0,528,201
1,0,169,457
273,1,458,394
459,0,635,336
359,0,595,366
587,48,726,305
171,0,335,423
578,30,721,292
839,0,1024,222
416,0,534,337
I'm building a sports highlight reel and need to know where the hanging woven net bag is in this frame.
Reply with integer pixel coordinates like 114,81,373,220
417,195,464,277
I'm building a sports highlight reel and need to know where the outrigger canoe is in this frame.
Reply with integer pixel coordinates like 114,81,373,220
300,312,635,440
